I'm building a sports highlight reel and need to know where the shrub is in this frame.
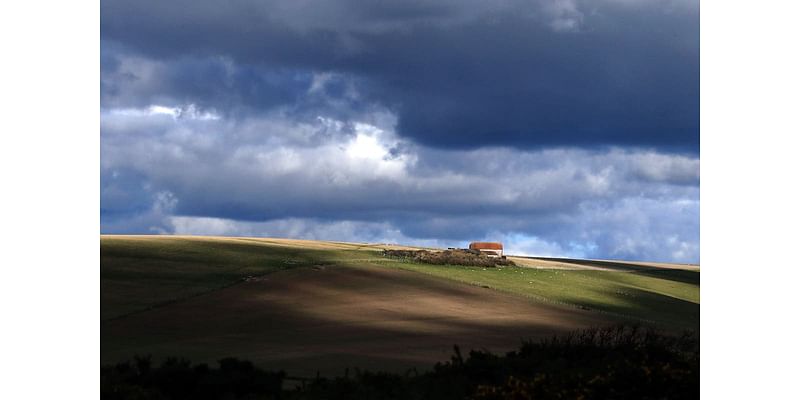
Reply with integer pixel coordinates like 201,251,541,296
101,325,698,399
382,249,515,267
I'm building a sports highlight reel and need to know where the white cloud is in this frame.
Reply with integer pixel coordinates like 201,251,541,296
108,104,220,120
544,0,584,32
495,232,584,258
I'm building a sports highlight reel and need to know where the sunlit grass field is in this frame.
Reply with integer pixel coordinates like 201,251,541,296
374,260,699,329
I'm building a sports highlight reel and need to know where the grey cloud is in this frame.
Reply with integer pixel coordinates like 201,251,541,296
102,0,699,150
101,108,699,262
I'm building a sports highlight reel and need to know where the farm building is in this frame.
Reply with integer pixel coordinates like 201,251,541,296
469,242,503,257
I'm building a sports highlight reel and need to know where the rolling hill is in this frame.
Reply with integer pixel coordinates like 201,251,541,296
101,235,699,378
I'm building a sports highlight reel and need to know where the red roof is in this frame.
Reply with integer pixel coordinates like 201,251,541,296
469,242,503,250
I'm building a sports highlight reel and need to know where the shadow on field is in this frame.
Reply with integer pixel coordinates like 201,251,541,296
567,286,700,330
101,236,361,320
102,264,619,377
630,268,700,285
525,256,700,285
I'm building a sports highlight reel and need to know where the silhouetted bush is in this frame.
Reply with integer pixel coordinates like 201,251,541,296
101,357,285,400
101,325,698,399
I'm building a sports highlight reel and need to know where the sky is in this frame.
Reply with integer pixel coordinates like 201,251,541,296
100,0,699,263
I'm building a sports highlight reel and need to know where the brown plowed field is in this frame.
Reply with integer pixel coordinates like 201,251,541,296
102,263,615,377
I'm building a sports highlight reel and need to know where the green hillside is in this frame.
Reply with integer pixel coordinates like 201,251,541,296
102,235,699,328
101,235,698,374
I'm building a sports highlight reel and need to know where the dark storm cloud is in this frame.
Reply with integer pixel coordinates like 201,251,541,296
101,0,699,150
101,46,308,112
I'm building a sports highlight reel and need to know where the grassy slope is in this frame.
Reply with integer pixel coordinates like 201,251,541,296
101,236,699,329
100,236,367,320
373,260,699,329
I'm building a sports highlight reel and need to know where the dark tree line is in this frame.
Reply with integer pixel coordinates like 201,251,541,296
102,325,698,400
